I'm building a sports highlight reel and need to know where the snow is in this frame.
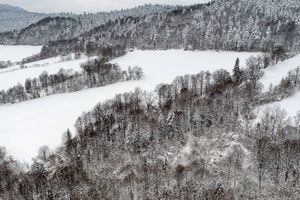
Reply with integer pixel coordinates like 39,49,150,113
0,49,259,163
258,53,300,117
260,91,300,118
112,50,260,90
275,91,300,117
0,45,42,62
260,54,300,91
0,56,94,90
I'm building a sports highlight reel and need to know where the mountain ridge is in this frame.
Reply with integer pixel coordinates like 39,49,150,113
0,4,29,13
0,3,174,33
38,0,300,59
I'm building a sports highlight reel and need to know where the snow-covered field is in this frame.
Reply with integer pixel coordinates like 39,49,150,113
266,91,300,117
112,50,260,90
0,45,42,62
258,53,300,117
0,49,259,162
259,90,300,119
260,54,300,91
0,56,94,90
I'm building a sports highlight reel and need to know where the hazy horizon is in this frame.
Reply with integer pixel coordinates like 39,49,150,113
0,0,211,14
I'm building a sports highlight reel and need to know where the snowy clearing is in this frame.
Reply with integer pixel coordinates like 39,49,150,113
0,45,42,62
260,54,300,91
0,49,259,162
111,50,260,90
259,91,300,118
258,53,300,117
0,56,94,90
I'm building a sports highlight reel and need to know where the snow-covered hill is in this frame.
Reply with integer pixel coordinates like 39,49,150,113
0,4,174,44
0,49,259,162
0,4,46,33
41,0,300,60
0,4,27,13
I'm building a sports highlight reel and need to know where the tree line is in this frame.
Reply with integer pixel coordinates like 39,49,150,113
0,58,143,104
260,66,300,104
0,60,13,69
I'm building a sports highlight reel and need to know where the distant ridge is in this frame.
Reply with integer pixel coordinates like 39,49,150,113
0,4,45,32
0,3,173,33
0,4,29,13
0,4,174,44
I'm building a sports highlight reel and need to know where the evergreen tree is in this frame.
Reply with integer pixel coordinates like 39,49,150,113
232,58,242,84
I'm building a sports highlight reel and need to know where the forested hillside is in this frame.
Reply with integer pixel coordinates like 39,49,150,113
39,0,300,59
0,16,80,45
0,4,47,33
1,54,300,199
0,4,173,45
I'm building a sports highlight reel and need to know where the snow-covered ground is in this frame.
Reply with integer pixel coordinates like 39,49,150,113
258,53,300,117
0,45,42,62
0,56,94,90
0,49,259,162
259,91,300,118
260,54,300,91
112,50,260,90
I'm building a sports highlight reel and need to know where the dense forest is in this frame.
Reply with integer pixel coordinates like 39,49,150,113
0,4,173,45
1,53,300,199
1,0,299,54
38,0,300,59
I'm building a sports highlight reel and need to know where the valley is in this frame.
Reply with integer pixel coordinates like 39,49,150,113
0,48,259,162
0,0,299,199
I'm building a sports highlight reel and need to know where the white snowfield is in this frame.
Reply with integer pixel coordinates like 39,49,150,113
0,56,94,90
0,45,42,62
264,92,300,118
259,53,300,117
0,49,259,163
260,54,300,91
